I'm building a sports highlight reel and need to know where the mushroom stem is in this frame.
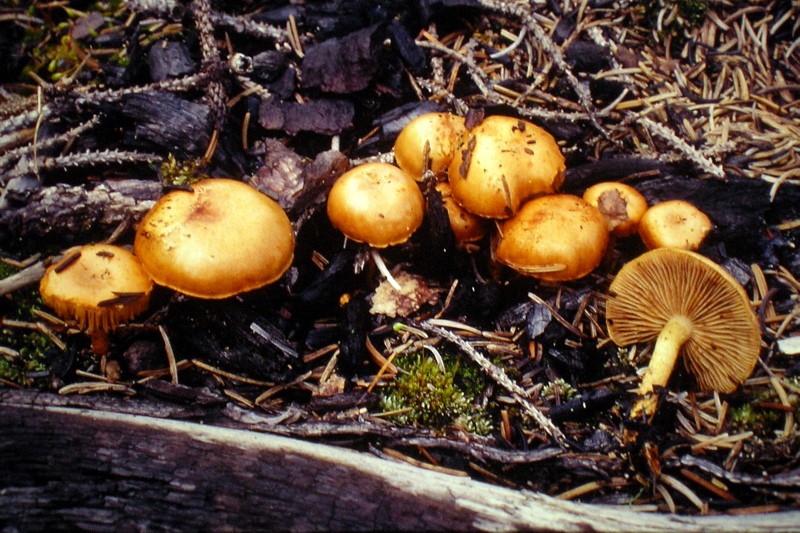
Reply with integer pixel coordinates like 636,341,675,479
90,329,110,356
370,249,402,292
631,315,693,420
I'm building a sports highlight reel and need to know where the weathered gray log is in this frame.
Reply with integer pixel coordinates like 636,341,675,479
2,389,799,532
0,179,161,242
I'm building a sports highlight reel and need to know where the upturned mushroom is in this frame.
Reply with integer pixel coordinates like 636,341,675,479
638,199,713,251
39,244,153,355
494,194,609,282
605,248,761,420
582,182,648,237
134,178,295,299
327,162,425,290
448,115,565,219
394,112,466,179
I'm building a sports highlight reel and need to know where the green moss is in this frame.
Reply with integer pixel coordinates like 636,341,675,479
728,387,792,435
0,264,54,387
160,154,210,187
380,353,492,435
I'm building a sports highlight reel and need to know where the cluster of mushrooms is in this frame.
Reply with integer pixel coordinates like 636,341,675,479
38,111,762,426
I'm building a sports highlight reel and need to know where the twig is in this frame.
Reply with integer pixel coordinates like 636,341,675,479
411,320,568,447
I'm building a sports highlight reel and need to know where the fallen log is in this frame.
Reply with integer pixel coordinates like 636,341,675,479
1,389,798,532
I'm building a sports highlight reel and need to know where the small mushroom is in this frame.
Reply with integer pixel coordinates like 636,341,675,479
448,115,565,219
494,194,609,281
39,244,153,355
582,182,648,237
435,181,488,246
394,112,466,179
606,248,761,419
327,162,425,290
134,178,295,299
638,199,713,250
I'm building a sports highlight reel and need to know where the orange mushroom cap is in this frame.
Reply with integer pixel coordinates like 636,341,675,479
40,244,153,353
638,200,713,251
494,194,609,281
134,178,295,299
435,181,488,245
448,115,565,219
326,162,425,248
583,182,648,237
394,112,466,179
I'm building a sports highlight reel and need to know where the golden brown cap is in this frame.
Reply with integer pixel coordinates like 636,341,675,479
638,199,713,250
134,178,295,299
606,248,761,392
326,162,425,248
494,194,608,281
394,112,466,179
583,182,648,237
435,181,488,244
40,244,153,334
448,115,565,219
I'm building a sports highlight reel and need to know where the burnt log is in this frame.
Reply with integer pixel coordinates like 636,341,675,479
2,388,799,532
0,178,161,245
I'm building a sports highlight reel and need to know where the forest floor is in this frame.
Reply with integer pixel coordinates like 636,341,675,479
1,0,799,518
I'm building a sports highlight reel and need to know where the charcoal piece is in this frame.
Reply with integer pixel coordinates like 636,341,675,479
119,92,212,158
526,302,553,340
251,51,288,84
338,292,372,377
292,249,361,323
545,344,607,383
259,98,354,135
0,22,27,82
387,20,426,75
563,158,674,192
565,40,610,74
148,40,196,82
549,389,620,423
300,23,383,93
164,298,299,383
307,390,379,413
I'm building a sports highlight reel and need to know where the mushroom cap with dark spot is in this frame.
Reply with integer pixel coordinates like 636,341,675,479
448,115,565,219
134,178,295,299
40,244,153,334
605,248,761,392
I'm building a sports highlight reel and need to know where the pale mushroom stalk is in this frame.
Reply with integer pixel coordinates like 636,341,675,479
632,315,693,419
370,249,401,292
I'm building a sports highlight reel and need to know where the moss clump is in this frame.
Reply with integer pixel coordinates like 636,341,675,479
380,353,492,435
0,263,54,387
160,154,210,187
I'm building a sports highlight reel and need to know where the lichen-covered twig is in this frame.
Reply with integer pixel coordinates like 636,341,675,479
411,320,568,447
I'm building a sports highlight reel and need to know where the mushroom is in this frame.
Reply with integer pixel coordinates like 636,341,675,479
494,194,609,281
394,112,466,179
39,244,153,355
582,182,648,237
605,248,761,419
134,178,295,299
435,181,488,246
327,162,425,290
638,199,713,251
448,115,565,219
